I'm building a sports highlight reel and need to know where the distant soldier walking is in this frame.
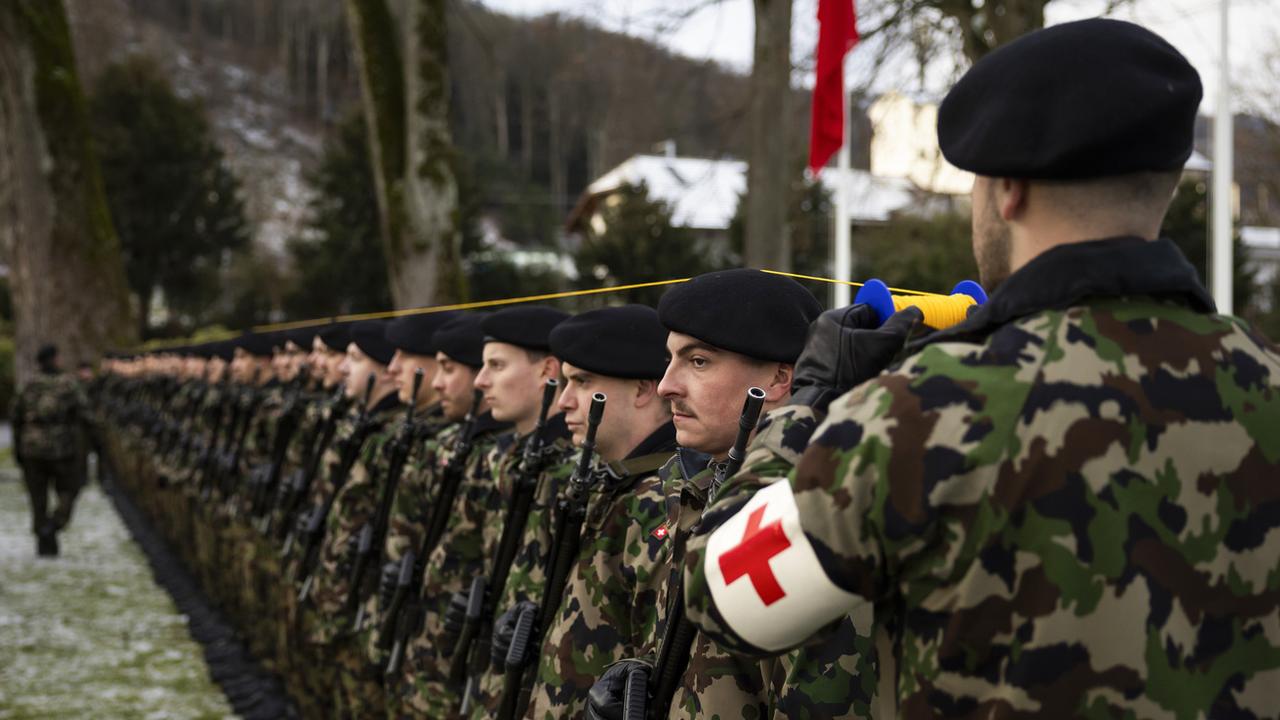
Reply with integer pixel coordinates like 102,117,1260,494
12,344,91,556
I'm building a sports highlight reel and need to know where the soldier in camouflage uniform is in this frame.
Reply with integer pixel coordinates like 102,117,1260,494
683,20,1280,720
365,313,484,718
433,307,579,717
387,307,564,718
327,312,459,717
523,305,677,719
585,270,824,720
209,333,278,621
279,322,355,717
296,320,403,718
238,328,320,670
12,344,91,556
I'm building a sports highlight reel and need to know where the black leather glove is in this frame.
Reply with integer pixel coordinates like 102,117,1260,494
587,658,653,720
791,304,925,412
378,560,400,609
441,590,470,651
491,600,537,668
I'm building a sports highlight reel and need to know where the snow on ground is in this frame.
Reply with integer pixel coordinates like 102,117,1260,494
0,470,233,719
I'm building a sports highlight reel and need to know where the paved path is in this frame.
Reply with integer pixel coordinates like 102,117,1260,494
0,469,233,719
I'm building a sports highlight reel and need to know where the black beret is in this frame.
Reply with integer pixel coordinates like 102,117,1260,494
657,269,822,363
385,311,460,356
318,322,351,352
237,332,279,358
481,306,570,352
285,325,319,350
433,314,489,368
211,340,236,362
550,305,669,380
350,320,396,365
938,19,1202,180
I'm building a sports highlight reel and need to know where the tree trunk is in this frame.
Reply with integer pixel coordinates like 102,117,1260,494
494,67,508,157
254,0,266,48
279,1,292,100
0,0,136,383
188,0,202,58
345,0,464,308
317,31,330,122
548,84,565,214
520,69,534,177
402,0,464,305
744,0,793,270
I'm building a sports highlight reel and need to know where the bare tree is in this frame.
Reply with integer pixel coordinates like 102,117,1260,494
345,0,464,307
744,0,794,270
0,0,136,382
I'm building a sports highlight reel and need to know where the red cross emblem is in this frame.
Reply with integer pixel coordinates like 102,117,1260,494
651,523,669,541
718,504,791,606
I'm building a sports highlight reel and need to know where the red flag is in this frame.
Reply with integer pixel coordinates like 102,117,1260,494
808,0,859,175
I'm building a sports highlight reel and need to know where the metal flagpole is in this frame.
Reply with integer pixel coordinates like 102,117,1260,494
1211,0,1234,314
833,56,853,308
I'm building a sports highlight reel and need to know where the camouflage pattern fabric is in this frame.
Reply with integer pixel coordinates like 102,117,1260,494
359,411,458,672
464,429,576,718
12,372,89,461
301,401,401,645
685,238,1280,719
526,447,675,719
389,415,511,719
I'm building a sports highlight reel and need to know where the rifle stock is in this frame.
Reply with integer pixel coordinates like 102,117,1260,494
295,373,378,596
449,379,559,683
347,368,427,623
382,389,485,678
495,392,606,720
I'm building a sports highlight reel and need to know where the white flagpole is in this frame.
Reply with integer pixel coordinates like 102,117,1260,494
1211,0,1234,314
833,55,852,308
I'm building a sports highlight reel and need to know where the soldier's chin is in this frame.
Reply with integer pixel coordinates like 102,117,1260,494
673,423,704,449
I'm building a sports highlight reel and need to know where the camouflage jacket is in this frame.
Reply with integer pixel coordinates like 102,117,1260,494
352,403,450,660
303,394,403,645
685,237,1280,719
526,422,677,720
12,371,89,461
280,393,356,578
394,412,512,717
354,412,457,667
466,416,576,717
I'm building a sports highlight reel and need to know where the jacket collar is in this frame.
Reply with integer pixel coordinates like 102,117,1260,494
914,237,1215,349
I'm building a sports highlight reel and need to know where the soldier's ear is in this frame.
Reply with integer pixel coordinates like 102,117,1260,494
761,363,794,404
633,379,659,408
540,355,562,383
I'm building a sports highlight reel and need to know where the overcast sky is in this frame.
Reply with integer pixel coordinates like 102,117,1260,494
475,0,1278,115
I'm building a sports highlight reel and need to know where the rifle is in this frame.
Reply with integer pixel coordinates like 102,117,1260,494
495,392,606,720
250,369,311,527
641,387,765,720
348,368,426,625
451,379,560,695
196,376,239,499
381,389,484,678
296,373,379,601
170,377,209,465
219,371,269,512
278,384,350,548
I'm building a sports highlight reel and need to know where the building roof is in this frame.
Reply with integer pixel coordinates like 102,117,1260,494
1243,225,1280,251
570,153,922,232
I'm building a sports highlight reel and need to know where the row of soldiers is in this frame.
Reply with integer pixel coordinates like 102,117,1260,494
96,267,858,719
95,18,1280,720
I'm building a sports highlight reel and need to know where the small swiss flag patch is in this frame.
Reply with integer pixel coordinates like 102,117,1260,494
651,523,669,541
